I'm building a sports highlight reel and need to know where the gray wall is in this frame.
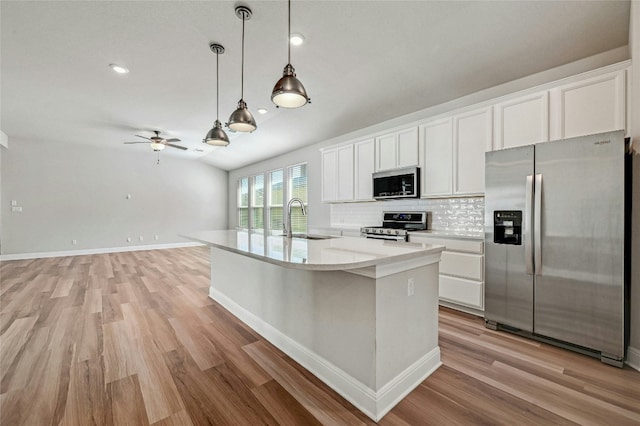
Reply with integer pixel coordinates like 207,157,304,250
1,139,228,255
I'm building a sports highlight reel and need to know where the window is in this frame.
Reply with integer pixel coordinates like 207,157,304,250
238,177,249,229
268,169,284,232
237,163,307,235
250,174,264,232
288,163,308,234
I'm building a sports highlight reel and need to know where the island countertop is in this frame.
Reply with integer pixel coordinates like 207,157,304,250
182,230,444,271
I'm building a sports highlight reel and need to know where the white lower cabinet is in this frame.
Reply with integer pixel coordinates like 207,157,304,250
409,234,484,313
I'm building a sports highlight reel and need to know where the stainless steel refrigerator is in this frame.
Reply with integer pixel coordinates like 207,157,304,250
484,130,630,367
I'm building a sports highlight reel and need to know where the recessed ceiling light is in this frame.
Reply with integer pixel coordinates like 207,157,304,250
290,34,305,46
109,64,129,74
257,108,268,114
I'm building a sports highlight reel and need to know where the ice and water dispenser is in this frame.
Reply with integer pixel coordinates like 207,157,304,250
493,211,522,245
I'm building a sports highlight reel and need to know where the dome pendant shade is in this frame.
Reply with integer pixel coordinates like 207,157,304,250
204,120,230,146
203,43,230,147
228,6,257,133
228,99,257,132
271,63,309,108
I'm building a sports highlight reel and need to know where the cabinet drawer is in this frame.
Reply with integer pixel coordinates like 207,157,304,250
439,275,483,310
440,252,483,281
410,235,483,254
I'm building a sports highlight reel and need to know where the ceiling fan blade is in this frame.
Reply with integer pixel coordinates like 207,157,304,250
164,138,181,143
166,143,188,151
135,134,151,140
124,141,150,144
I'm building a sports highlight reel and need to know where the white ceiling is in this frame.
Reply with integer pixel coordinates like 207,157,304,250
1,1,630,171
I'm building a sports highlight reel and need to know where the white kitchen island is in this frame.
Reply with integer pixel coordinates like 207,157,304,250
182,230,444,421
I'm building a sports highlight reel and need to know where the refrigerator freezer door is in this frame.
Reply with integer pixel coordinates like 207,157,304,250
485,145,534,332
533,131,625,358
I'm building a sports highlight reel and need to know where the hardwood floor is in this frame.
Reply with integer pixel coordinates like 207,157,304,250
1,246,639,425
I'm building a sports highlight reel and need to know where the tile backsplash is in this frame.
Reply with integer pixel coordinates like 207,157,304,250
330,197,485,234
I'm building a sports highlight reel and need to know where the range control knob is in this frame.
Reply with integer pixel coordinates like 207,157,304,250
395,230,400,235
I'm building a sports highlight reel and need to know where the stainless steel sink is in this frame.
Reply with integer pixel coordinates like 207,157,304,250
291,234,336,240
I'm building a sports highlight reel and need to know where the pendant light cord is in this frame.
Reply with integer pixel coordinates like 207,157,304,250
241,13,245,100
287,0,291,64
216,50,220,120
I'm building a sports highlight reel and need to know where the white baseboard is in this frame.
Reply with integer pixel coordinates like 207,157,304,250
626,346,640,371
0,241,205,261
209,287,441,422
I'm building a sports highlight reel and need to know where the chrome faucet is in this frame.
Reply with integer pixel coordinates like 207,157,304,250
285,198,306,237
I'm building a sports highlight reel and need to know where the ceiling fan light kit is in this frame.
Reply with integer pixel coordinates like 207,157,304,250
150,142,166,151
204,43,230,146
227,6,257,133
124,130,187,154
271,0,309,108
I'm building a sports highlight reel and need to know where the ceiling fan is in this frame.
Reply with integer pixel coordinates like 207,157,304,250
124,130,188,151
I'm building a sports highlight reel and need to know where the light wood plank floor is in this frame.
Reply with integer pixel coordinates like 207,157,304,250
1,246,639,425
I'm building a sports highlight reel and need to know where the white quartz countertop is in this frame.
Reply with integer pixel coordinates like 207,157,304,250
183,230,444,271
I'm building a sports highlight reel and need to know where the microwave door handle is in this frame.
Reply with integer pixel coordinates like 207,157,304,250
534,174,543,275
525,175,534,275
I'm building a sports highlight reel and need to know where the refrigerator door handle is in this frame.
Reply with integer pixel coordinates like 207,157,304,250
534,173,543,275
525,175,534,275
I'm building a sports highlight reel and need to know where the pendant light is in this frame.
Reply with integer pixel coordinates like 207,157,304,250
271,0,309,108
228,6,257,133
204,43,230,146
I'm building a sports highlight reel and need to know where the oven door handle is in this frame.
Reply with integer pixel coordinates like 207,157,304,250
364,234,406,241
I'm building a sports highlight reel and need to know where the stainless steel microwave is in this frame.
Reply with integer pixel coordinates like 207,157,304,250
372,167,420,199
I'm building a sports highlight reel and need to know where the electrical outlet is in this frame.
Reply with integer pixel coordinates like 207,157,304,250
72,239,77,245
154,235,159,241
139,236,144,241
126,237,132,242
407,278,415,296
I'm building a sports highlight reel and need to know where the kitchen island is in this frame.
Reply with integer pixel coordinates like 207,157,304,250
182,230,444,421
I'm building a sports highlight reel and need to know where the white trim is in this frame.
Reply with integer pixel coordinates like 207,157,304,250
209,286,441,422
626,346,640,371
0,241,204,261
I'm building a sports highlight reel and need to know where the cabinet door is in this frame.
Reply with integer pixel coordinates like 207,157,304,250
454,107,493,195
375,133,396,171
419,118,453,197
321,149,337,202
551,69,625,139
494,91,549,149
354,139,375,201
397,127,419,168
336,145,354,201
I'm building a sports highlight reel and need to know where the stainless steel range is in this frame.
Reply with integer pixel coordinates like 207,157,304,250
361,211,431,241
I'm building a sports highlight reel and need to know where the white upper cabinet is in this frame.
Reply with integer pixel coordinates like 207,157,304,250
453,106,493,195
321,149,338,203
321,145,354,202
354,139,375,201
550,69,626,139
336,145,354,201
494,91,549,149
419,118,453,197
375,127,419,171
321,140,373,203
